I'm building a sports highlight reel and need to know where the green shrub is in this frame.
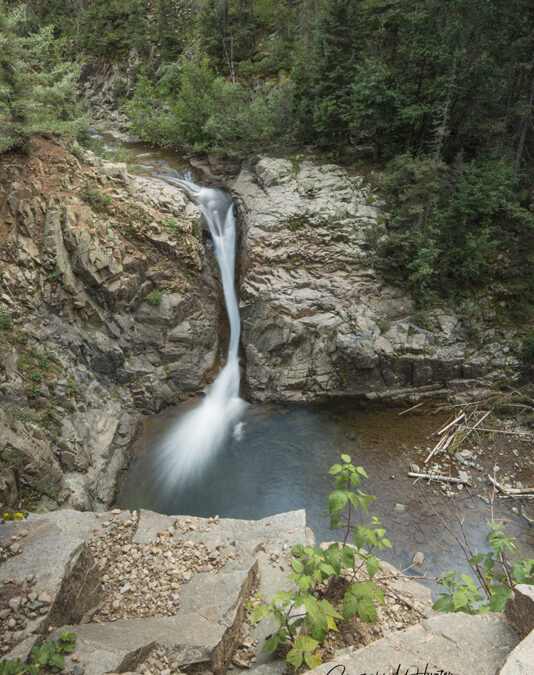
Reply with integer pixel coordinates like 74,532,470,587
0,313,12,330
80,185,111,214
434,523,533,614
251,455,390,669
145,290,163,306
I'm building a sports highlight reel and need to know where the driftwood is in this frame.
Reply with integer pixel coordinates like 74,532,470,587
487,474,534,498
408,471,471,485
398,401,425,416
466,427,526,436
424,409,494,464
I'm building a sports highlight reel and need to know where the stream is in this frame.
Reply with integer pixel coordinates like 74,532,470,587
98,132,533,592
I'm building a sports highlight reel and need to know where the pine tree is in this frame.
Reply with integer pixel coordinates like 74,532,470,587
0,1,83,153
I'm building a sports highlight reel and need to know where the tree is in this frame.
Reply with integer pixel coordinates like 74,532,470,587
0,1,83,153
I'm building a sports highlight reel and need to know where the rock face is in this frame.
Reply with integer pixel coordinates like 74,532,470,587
0,508,310,673
0,137,220,509
232,158,522,401
309,612,519,675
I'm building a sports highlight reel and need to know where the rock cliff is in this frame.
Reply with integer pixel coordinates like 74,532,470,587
0,137,220,510
232,158,522,402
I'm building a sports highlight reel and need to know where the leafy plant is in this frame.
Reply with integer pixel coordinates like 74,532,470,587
162,217,178,235
0,313,12,330
250,454,390,669
434,523,534,614
0,631,76,674
1,509,26,522
80,185,111,214
65,378,77,396
144,290,163,306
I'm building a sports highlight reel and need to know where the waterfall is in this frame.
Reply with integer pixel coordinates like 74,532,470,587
156,176,245,488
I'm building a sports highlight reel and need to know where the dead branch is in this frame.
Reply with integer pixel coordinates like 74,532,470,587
408,472,471,485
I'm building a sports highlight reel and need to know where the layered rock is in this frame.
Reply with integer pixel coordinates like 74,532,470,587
232,158,521,402
0,137,220,509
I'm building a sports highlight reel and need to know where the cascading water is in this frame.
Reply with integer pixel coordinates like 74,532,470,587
155,175,246,489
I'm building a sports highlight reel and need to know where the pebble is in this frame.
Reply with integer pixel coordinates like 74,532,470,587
411,551,425,567
394,503,406,513
9,596,21,612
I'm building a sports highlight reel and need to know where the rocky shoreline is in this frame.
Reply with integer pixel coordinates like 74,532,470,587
0,508,532,674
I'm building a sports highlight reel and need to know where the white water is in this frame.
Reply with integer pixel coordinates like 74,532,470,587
156,176,246,488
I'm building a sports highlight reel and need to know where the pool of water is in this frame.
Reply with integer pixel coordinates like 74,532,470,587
118,398,533,589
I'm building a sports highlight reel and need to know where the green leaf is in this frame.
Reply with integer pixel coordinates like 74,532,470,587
291,559,304,573
366,555,380,579
306,604,329,642
374,587,386,606
352,528,365,549
286,648,303,670
453,588,469,610
328,464,342,474
329,489,348,513
357,466,368,478
329,511,341,529
304,652,322,668
460,574,478,591
343,589,359,620
348,492,360,509
294,635,319,651
339,546,355,567
298,575,313,592
263,634,281,654
349,472,361,487
341,453,351,463
48,653,64,668
433,595,454,612
357,595,376,622
319,598,343,618
319,562,336,577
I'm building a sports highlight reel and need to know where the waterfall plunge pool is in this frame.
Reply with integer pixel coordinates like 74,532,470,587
118,398,533,590
98,130,533,592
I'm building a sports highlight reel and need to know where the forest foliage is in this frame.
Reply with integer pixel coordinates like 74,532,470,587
1,0,533,311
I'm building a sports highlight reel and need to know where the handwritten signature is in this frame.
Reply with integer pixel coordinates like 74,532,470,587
327,665,455,675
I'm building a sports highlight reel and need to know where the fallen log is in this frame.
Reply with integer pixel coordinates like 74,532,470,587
408,472,471,485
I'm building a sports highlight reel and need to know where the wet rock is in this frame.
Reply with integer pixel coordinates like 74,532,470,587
411,551,425,567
